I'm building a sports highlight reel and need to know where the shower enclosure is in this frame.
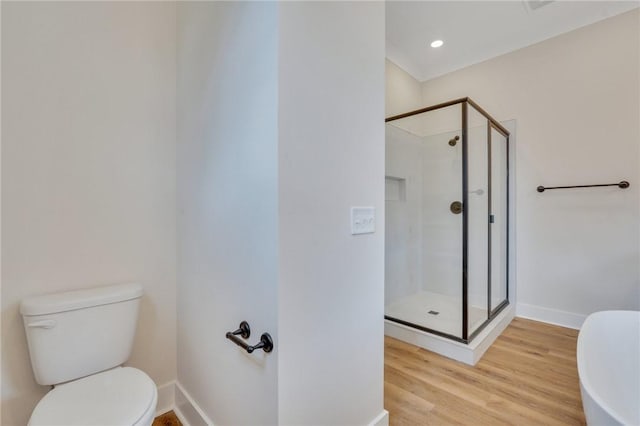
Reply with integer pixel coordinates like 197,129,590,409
385,98,510,344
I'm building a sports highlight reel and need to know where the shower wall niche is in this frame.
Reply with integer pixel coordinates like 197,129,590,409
385,98,510,344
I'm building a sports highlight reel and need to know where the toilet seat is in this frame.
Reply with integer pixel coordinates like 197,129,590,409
29,367,157,426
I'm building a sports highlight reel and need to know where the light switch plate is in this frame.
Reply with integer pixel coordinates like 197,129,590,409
351,207,375,235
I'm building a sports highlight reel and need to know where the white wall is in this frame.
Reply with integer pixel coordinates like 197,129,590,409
176,2,279,424
418,9,640,327
1,2,177,425
2,3,386,425
385,59,422,117
278,2,385,424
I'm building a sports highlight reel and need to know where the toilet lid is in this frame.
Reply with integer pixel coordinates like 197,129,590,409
29,367,156,426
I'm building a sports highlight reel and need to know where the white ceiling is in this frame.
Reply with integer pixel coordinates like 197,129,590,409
386,1,640,82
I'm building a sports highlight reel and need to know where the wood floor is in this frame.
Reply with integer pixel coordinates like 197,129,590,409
385,318,586,426
153,411,182,426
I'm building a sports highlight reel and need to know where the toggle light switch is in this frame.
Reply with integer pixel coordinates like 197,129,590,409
351,207,375,235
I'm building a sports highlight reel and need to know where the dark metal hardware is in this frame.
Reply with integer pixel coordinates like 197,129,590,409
450,201,463,214
461,101,469,341
226,332,273,354
448,135,460,146
229,321,251,339
249,333,273,353
226,322,273,354
386,299,510,345
385,96,510,136
537,180,630,193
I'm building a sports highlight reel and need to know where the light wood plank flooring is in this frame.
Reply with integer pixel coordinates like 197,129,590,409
385,318,586,425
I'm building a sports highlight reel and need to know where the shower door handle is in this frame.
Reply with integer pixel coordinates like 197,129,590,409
450,201,463,214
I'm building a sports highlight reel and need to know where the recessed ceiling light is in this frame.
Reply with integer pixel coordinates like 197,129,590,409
430,40,444,48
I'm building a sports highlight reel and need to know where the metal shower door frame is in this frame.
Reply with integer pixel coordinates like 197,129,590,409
384,97,510,344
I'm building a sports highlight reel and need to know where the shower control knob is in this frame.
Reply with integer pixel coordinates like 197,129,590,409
450,201,463,214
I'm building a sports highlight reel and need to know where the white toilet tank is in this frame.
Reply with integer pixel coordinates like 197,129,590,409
21,283,143,386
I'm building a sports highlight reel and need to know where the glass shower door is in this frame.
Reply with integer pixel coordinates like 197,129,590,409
384,103,464,341
385,98,509,344
490,125,509,313
420,123,464,340
465,104,490,338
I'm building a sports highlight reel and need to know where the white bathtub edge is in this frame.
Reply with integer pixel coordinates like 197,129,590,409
577,310,640,426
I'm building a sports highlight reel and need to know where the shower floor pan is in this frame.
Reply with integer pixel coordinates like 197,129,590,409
385,290,486,337
385,290,514,365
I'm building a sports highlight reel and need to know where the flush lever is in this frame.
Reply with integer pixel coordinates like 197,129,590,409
27,320,56,329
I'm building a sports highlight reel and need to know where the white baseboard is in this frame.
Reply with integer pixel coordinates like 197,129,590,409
173,405,194,426
156,381,176,417
368,409,389,426
174,381,214,426
153,381,213,426
516,303,586,329
158,381,385,426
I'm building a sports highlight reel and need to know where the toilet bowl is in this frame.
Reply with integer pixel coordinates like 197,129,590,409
29,367,157,426
21,283,157,426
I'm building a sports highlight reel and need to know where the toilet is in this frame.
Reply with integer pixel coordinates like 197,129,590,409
20,283,157,426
